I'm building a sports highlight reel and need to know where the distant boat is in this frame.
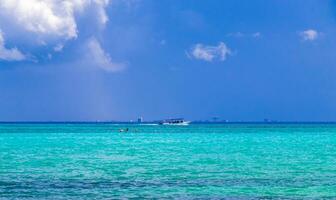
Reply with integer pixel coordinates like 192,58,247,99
159,118,190,125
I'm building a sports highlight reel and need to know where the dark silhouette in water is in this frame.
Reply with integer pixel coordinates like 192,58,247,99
119,128,129,133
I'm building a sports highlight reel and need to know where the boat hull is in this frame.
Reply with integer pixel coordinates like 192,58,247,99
160,121,190,126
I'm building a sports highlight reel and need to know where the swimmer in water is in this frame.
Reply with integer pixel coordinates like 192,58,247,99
119,128,129,132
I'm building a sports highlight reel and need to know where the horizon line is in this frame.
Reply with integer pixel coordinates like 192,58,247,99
1,120,336,124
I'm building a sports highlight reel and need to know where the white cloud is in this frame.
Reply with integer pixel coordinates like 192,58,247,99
0,31,26,61
188,42,231,62
86,37,126,72
54,44,64,52
0,0,110,40
299,29,319,41
0,0,111,63
95,0,110,25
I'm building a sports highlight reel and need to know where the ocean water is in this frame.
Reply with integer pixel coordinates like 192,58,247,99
1,123,336,199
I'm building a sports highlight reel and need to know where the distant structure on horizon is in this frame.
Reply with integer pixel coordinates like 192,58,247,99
138,117,143,123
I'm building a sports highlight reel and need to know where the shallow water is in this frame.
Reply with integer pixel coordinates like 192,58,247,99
1,123,336,199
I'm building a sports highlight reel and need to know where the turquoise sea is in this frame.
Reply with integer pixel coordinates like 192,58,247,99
1,123,336,199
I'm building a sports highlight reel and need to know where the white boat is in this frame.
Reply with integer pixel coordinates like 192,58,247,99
159,118,190,125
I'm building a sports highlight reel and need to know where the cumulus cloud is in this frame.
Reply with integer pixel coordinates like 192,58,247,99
188,42,231,62
299,29,319,41
0,31,26,61
0,0,113,64
0,0,109,40
86,38,126,72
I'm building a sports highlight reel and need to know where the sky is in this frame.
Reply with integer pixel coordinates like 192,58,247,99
1,0,336,121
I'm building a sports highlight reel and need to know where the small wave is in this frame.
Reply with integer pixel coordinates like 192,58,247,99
139,123,159,126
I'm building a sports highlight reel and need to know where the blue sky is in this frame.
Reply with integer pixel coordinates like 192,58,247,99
0,0,336,121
